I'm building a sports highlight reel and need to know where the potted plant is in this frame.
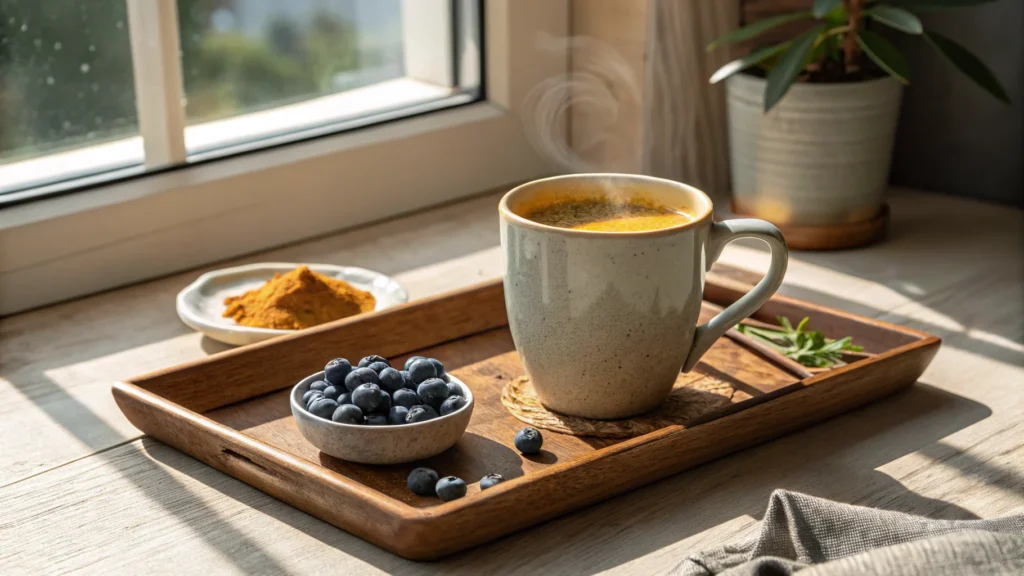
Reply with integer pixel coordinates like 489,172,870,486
708,0,1010,248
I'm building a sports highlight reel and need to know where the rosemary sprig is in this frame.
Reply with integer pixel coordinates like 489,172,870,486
736,316,863,368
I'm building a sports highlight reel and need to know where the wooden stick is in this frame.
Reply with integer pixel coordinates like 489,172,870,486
724,328,815,379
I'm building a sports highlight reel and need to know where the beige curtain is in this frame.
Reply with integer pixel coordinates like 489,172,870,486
642,0,739,203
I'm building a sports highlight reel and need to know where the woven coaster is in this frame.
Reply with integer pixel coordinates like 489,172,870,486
500,372,736,438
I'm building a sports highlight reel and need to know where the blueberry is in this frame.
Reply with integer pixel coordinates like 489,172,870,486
403,356,427,371
408,359,437,384
440,394,467,416
331,404,363,424
400,370,417,390
302,389,324,405
352,383,389,414
307,398,339,419
358,355,389,368
392,388,420,409
480,473,504,490
324,359,352,386
344,367,380,392
378,367,405,393
406,405,439,423
306,394,325,411
322,386,341,400
367,361,390,375
428,358,446,379
337,392,352,405
309,380,329,392
446,381,462,397
435,476,467,501
416,378,449,410
388,406,410,425
365,414,389,426
407,467,439,496
514,427,543,454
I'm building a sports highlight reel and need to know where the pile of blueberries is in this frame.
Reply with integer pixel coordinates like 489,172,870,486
301,354,468,425
406,426,544,501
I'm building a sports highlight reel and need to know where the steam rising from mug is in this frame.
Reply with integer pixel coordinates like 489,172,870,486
521,34,642,175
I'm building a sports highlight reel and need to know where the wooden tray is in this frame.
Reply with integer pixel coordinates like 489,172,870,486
112,273,940,560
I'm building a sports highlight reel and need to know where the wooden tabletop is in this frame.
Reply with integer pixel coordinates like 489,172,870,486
2,189,1022,574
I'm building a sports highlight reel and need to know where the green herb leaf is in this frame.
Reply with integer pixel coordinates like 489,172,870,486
925,30,1011,103
708,11,812,51
866,6,923,34
736,316,864,368
858,29,911,84
765,25,825,112
813,0,843,18
710,43,790,84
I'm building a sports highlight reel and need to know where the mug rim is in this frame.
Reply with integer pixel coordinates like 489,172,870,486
499,173,714,237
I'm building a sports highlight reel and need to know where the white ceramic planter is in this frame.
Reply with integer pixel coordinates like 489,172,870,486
726,73,903,226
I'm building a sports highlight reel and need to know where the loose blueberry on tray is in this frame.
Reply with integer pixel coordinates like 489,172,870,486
407,467,439,496
435,476,467,501
514,427,543,454
480,473,504,490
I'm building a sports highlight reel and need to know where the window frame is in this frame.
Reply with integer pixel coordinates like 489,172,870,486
0,0,569,316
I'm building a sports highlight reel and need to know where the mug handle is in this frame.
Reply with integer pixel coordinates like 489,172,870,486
682,219,789,372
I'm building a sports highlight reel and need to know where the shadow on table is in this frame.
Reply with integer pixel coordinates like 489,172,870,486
144,380,994,575
428,383,994,575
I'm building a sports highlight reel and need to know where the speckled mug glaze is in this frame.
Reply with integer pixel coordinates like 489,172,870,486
500,174,788,419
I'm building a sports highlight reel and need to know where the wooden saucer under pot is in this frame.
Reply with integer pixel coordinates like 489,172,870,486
730,203,890,251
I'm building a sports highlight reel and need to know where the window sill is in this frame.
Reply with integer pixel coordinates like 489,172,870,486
0,77,464,201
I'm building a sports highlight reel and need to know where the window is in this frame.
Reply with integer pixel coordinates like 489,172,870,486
0,0,568,315
0,0,481,198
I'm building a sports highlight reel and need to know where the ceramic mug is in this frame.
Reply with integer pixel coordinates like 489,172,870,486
499,174,788,419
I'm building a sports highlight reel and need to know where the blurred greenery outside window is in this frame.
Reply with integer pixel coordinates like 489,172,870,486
0,0,408,182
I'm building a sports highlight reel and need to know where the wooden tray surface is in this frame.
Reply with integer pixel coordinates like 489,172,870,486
113,274,940,560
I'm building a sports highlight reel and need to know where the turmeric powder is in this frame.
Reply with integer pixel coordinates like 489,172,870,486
223,266,375,329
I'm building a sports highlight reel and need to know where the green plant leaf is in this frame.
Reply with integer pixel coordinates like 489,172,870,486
709,43,790,84
866,5,923,34
857,29,911,84
764,25,824,112
813,0,843,18
708,11,812,51
925,30,1011,103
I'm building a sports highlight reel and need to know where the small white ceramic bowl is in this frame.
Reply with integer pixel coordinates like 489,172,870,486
176,262,408,346
290,371,474,465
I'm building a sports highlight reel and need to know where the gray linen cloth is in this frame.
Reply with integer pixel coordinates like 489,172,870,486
675,490,1024,576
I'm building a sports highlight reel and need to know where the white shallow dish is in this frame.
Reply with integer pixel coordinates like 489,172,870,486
291,371,474,465
176,262,408,346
